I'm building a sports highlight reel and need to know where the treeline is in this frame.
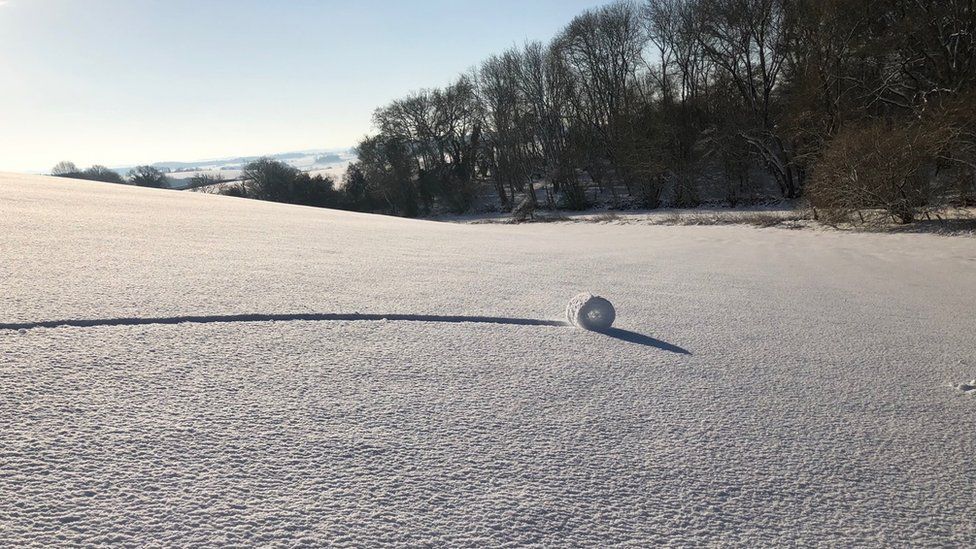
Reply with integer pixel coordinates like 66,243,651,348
216,158,382,212
48,156,381,211
345,0,976,223
52,161,170,188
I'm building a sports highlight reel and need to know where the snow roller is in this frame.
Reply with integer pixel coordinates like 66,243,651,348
566,293,615,331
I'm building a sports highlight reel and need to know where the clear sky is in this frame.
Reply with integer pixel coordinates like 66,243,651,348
0,0,611,172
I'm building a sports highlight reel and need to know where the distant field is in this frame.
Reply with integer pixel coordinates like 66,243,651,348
157,151,355,187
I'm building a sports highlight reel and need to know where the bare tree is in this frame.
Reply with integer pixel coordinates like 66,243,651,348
557,1,647,191
51,161,80,176
478,48,535,209
128,166,169,188
696,0,801,197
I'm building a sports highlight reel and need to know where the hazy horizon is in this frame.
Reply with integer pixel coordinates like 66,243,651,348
0,0,610,172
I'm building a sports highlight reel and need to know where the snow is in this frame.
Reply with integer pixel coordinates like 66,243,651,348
1,172,975,546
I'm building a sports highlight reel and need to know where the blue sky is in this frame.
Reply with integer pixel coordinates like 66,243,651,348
0,0,611,172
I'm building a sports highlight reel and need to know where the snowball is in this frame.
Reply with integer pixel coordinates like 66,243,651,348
566,293,616,331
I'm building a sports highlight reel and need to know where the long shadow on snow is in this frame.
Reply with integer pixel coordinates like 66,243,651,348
0,313,691,354
599,327,692,355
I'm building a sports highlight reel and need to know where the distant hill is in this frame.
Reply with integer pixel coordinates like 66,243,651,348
111,148,355,176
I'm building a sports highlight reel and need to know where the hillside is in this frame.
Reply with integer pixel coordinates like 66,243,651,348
2,172,975,546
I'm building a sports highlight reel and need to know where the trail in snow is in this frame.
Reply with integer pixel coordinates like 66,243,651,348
0,312,568,331
0,313,690,353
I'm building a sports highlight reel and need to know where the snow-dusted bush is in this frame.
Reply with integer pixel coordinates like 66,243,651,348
807,119,951,224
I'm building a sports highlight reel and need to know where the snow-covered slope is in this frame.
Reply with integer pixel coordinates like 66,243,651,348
2,172,975,546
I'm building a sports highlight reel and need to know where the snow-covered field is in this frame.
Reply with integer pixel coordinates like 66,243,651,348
2,172,975,546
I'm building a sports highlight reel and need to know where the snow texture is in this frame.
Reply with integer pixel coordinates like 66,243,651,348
2,172,976,547
566,292,616,331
